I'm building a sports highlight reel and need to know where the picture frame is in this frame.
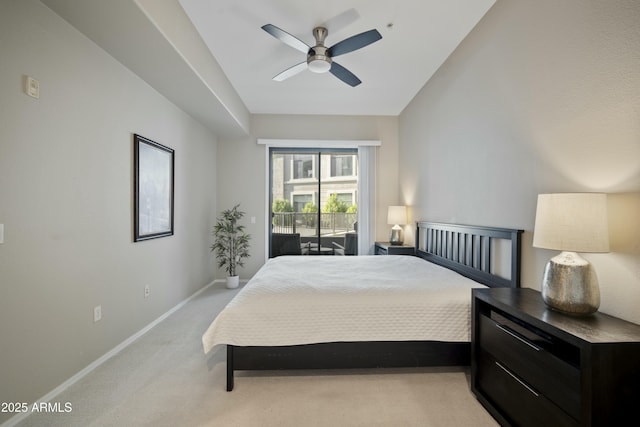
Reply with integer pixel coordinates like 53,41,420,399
133,134,174,242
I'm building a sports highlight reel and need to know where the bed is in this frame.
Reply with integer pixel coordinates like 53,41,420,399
203,221,523,391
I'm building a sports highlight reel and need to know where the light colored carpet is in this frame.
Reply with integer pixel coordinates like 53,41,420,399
17,284,498,427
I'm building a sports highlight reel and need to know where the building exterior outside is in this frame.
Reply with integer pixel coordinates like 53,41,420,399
271,152,358,239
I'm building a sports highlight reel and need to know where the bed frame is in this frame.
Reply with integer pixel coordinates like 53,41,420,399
225,221,523,391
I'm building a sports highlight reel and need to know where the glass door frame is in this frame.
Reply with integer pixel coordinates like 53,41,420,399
269,147,358,258
259,138,380,260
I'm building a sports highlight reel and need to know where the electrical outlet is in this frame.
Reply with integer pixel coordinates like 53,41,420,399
93,305,102,322
144,285,150,298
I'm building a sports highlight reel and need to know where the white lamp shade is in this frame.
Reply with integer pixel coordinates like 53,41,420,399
533,193,609,253
387,206,407,225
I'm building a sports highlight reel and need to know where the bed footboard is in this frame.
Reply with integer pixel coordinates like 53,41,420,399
226,341,470,391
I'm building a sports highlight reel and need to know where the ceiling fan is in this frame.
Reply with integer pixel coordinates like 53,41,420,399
261,23,382,87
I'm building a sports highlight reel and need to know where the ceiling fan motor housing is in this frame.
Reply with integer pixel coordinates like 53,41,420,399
262,23,381,86
307,27,332,73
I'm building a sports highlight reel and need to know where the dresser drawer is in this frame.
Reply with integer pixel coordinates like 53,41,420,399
375,246,388,255
476,350,578,427
473,288,640,427
374,243,414,255
478,312,581,421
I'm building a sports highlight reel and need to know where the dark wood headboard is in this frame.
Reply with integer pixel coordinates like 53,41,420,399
415,222,523,288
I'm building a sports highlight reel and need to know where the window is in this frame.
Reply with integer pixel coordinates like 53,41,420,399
293,155,314,179
336,192,355,206
292,193,313,212
330,155,355,177
261,138,380,257
270,148,358,257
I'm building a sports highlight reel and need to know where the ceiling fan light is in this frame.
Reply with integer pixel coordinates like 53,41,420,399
307,58,331,73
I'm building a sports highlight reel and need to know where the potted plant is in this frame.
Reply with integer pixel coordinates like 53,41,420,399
211,204,251,289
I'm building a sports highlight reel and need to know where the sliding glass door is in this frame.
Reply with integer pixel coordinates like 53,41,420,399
269,148,358,257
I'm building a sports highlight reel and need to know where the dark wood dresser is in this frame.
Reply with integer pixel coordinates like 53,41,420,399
471,288,640,426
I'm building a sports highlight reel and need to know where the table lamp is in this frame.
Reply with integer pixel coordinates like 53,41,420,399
533,193,609,315
387,206,407,245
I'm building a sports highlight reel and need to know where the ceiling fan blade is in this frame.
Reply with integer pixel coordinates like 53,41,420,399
273,62,308,82
329,62,361,87
261,24,310,53
328,29,382,57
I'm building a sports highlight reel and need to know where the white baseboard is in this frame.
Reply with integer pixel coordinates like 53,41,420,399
1,280,218,427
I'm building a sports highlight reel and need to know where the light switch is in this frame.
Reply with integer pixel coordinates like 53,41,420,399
25,76,39,99
0,224,4,244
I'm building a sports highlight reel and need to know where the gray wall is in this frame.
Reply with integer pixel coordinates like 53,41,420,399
399,0,640,323
0,1,218,420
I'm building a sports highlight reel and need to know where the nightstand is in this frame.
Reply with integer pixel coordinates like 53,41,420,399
472,288,640,427
374,242,414,255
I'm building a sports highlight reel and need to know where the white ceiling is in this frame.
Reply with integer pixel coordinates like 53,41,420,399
41,0,495,135
178,0,496,116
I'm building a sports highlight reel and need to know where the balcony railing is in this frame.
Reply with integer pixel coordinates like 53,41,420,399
272,212,357,236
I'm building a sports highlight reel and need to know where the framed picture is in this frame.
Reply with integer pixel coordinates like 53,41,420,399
134,134,174,242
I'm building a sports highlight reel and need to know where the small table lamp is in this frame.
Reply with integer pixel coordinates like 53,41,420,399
533,193,609,315
387,206,407,245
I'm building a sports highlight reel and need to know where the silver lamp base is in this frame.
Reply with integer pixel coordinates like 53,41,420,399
541,251,600,316
389,226,403,245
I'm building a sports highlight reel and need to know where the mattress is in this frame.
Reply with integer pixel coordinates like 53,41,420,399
202,255,486,354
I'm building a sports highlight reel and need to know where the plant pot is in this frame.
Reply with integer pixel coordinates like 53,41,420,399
226,276,240,289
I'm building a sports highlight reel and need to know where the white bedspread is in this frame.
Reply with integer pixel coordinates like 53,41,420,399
202,255,486,354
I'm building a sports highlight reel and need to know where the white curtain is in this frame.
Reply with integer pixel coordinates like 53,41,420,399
357,145,377,255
